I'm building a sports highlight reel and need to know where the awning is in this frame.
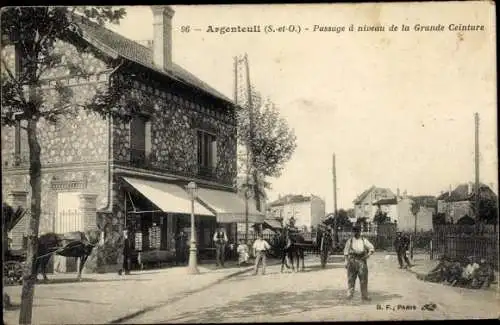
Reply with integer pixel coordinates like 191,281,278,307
123,177,215,216
264,219,283,229
195,187,265,223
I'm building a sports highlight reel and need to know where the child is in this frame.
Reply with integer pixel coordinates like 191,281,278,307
237,239,250,266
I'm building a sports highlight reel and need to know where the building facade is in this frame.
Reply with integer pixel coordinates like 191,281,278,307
353,186,397,222
2,6,263,272
268,194,325,231
437,182,497,223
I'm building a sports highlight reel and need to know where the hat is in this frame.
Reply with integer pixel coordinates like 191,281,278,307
352,225,361,232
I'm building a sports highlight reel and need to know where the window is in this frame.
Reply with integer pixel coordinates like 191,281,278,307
14,120,28,166
129,115,151,165
197,130,217,169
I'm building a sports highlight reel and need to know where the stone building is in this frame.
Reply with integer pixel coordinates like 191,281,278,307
1,6,263,272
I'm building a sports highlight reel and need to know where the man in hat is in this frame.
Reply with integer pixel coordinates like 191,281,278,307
343,225,375,301
393,231,412,269
213,227,228,267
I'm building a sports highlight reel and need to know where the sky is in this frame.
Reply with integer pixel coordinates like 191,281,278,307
106,3,497,211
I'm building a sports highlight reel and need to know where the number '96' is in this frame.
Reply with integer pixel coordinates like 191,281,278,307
181,26,190,33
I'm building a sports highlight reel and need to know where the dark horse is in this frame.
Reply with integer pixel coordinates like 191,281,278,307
36,231,98,281
276,228,306,273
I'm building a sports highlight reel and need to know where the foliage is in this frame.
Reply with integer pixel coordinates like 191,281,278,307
324,209,352,228
1,6,127,324
433,213,447,225
237,88,297,210
355,217,369,231
373,207,390,225
470,195,498,225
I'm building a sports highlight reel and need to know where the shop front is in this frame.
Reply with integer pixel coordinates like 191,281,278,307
121,176,265,267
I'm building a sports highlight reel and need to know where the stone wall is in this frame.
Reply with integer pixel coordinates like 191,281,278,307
2,167,109,234
112,76,237,187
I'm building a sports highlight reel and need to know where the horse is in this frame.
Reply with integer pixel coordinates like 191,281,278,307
277,227,306,273
35,230,99,281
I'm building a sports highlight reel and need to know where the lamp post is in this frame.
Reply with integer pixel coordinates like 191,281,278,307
186,181,199,274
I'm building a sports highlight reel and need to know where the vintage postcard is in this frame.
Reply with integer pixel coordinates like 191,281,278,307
1,2,498,324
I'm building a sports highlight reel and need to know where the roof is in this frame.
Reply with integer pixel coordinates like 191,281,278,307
353,186,375,204
268,194,312,207
72,15,232,103
353,186,396,205
373,198,398,206
444,183,496,202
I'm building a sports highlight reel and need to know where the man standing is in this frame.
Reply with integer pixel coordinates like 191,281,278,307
393,231,412,269
175,231,188,266
343,225,375,301
253,233,271,275
213,227,228,267
119,229,133,276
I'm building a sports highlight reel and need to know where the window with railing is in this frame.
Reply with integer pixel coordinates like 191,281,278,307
197,130,217,178
129,115,152,167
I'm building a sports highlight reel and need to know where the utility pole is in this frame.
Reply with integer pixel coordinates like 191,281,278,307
332,153,338,216
474,113,480,219
244,54,255,239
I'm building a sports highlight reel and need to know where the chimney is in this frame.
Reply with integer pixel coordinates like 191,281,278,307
151,6,175,71
468,182,473,196
448,184,452,197
396,188,400,198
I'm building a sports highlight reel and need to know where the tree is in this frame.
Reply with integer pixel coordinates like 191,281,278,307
237,90,297,212
1,7,129,324
470,194,498,225
373,206,390,225
433,213,447,225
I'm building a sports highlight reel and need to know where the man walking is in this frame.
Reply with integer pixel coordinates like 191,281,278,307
253,233,271,275
213,227,228,267
343,225,375,301
393,231,412,269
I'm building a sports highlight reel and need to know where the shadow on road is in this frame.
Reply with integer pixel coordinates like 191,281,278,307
162,288,402,323
30,277,152,285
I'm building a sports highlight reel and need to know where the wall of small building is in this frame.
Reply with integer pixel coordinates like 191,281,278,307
396,198,433,231
310,196,326,228
450,201,473,222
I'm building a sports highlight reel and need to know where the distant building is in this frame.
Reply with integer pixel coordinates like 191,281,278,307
268,194,325,231
437,182,497,223
396,195,436,231
353,186,397,222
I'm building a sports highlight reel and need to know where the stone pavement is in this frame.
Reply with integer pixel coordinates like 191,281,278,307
3,258,280,325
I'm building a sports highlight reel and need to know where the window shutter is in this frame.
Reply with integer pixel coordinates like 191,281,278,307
211,138,218,168
145,121,152,157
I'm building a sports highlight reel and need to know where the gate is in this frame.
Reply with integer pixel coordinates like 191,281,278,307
54,192,84,273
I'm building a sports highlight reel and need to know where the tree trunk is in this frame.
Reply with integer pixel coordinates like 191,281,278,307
19,118,42,325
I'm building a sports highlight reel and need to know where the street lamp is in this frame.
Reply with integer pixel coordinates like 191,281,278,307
186,181,199,274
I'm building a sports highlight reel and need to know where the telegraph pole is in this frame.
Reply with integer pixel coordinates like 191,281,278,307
244,54,255,239
332,153,338,216
474,113,480,219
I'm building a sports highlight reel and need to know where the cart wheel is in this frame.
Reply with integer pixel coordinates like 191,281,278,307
4,261,23,285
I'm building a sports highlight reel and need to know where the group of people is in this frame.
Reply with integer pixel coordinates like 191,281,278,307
418,255,495,289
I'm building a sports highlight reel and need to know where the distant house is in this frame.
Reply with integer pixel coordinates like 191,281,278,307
396,195,436,231
353,186,397,222
437,182,498,223
372,197,399,223
268,194,325,231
